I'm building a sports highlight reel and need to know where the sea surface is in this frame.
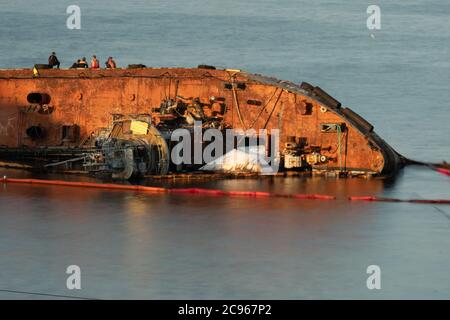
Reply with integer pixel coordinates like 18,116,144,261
0,0,449,299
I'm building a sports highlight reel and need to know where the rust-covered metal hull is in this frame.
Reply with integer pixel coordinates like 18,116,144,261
0,67,403,178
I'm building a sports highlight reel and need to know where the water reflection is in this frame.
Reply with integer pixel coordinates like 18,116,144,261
0,167,449,299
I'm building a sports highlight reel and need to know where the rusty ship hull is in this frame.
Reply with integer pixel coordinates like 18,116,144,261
0,66,403,178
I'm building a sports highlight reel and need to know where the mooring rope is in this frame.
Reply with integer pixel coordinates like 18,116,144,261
230,76,247,130
349,196,450,204
337,124,342,172
401,156,450,177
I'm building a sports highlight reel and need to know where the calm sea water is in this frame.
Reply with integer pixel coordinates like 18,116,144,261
0,0,449,299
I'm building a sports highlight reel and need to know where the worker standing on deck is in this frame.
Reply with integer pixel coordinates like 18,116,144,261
91,55,99,69
105,57,117,69
48,52,60,68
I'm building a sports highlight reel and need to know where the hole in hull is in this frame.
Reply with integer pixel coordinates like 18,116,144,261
27,93,51,105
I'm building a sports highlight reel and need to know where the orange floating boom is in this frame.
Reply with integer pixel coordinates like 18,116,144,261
1,177,334,200
2,177,450,204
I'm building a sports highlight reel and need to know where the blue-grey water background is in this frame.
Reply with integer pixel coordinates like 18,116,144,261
0,0,449,299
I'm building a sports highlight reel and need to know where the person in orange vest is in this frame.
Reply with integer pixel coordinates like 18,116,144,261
91,55,99,68
105,57,117,69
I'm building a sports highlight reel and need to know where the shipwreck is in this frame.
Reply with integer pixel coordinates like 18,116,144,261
0,65,406,179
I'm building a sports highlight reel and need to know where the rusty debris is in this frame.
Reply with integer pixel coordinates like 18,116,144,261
0,66,405,179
